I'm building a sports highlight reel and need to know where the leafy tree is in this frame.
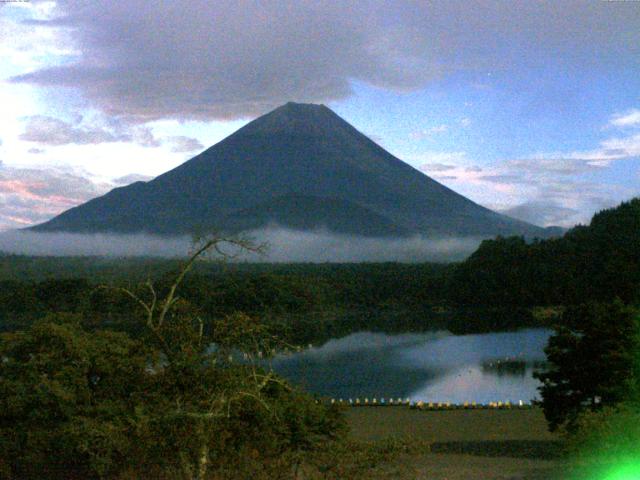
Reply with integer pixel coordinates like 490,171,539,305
0,237,345,479
0,313,152,479
535,301,640,432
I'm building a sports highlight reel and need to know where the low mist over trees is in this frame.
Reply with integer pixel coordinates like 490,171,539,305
1,197,639,340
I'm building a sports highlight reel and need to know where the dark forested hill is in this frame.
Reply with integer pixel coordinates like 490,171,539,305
448,198,640,306
31,102,546,238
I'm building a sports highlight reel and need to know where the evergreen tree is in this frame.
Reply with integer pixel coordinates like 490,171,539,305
535,301,640,432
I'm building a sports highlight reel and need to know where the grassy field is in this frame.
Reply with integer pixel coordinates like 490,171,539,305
340,407,567,480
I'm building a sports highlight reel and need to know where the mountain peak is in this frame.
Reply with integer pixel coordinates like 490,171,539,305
281,101,328,111
237,102,345,137
270,101,334,122
31,102,548,240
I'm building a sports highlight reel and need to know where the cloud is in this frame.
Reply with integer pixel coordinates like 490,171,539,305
0,165,111,230
456,113,640,226
0,231,193,257
503,158,604,176
499,201,579,227
27,147,45,154
241,228,482,263
167,136,204,153
130,126,162,148
112,173,154,186
18,114,204,151
610,109,640,128
411,151,468,170
0,165,151,230
420,163,457,172
478,174,530,184
0,227,483,262
20,115,125,145
497,123,640,179
414,151,481,181
0,2,77,71
11,1,640,121
432,175,457,181
466,161,635,227
409,124,448,140
593,132,640,160
409,121,639,227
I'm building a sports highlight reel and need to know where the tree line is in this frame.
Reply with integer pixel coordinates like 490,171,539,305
448,198,640,307
1,199,638,341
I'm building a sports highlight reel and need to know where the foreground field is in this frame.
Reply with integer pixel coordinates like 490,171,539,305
342,407,566,480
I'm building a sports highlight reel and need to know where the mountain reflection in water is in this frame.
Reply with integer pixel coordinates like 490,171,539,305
269,329,551,404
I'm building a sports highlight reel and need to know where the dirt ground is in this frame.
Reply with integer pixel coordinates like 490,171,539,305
343,407,567,480
355,452,563,480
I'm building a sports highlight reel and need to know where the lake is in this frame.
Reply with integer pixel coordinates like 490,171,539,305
269,328,551,404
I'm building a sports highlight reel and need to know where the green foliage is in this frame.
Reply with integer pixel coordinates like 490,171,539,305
534,301,640,433
0,239,346,479
0,262,456,343
567,402,640,462
448,236,540,306
560,402,640,479
449,198,640,307
125,363,344,479
0,313,151,479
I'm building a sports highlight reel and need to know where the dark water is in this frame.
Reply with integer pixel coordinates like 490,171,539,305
269,329,551,404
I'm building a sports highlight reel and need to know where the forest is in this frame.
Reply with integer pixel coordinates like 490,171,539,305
0,198,638,344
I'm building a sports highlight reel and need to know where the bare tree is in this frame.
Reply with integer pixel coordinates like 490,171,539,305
109,235,296,480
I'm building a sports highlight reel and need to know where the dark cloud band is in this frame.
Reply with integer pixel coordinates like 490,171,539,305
12,0,640,121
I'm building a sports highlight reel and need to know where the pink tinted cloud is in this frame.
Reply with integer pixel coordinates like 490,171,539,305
0,166,112,230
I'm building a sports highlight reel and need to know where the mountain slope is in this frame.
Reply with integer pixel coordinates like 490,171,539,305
221,193,410,237
31,102,546,238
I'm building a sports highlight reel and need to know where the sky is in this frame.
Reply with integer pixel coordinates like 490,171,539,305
0,0,639,231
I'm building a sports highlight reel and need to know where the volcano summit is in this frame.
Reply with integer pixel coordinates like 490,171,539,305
32,103,547,239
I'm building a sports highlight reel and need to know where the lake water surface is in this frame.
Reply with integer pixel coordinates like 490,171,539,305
269,329,551,404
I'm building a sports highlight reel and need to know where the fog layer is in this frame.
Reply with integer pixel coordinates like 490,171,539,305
0,227,483,262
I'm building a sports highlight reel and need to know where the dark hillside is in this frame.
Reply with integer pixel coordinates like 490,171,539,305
448,198,640,306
